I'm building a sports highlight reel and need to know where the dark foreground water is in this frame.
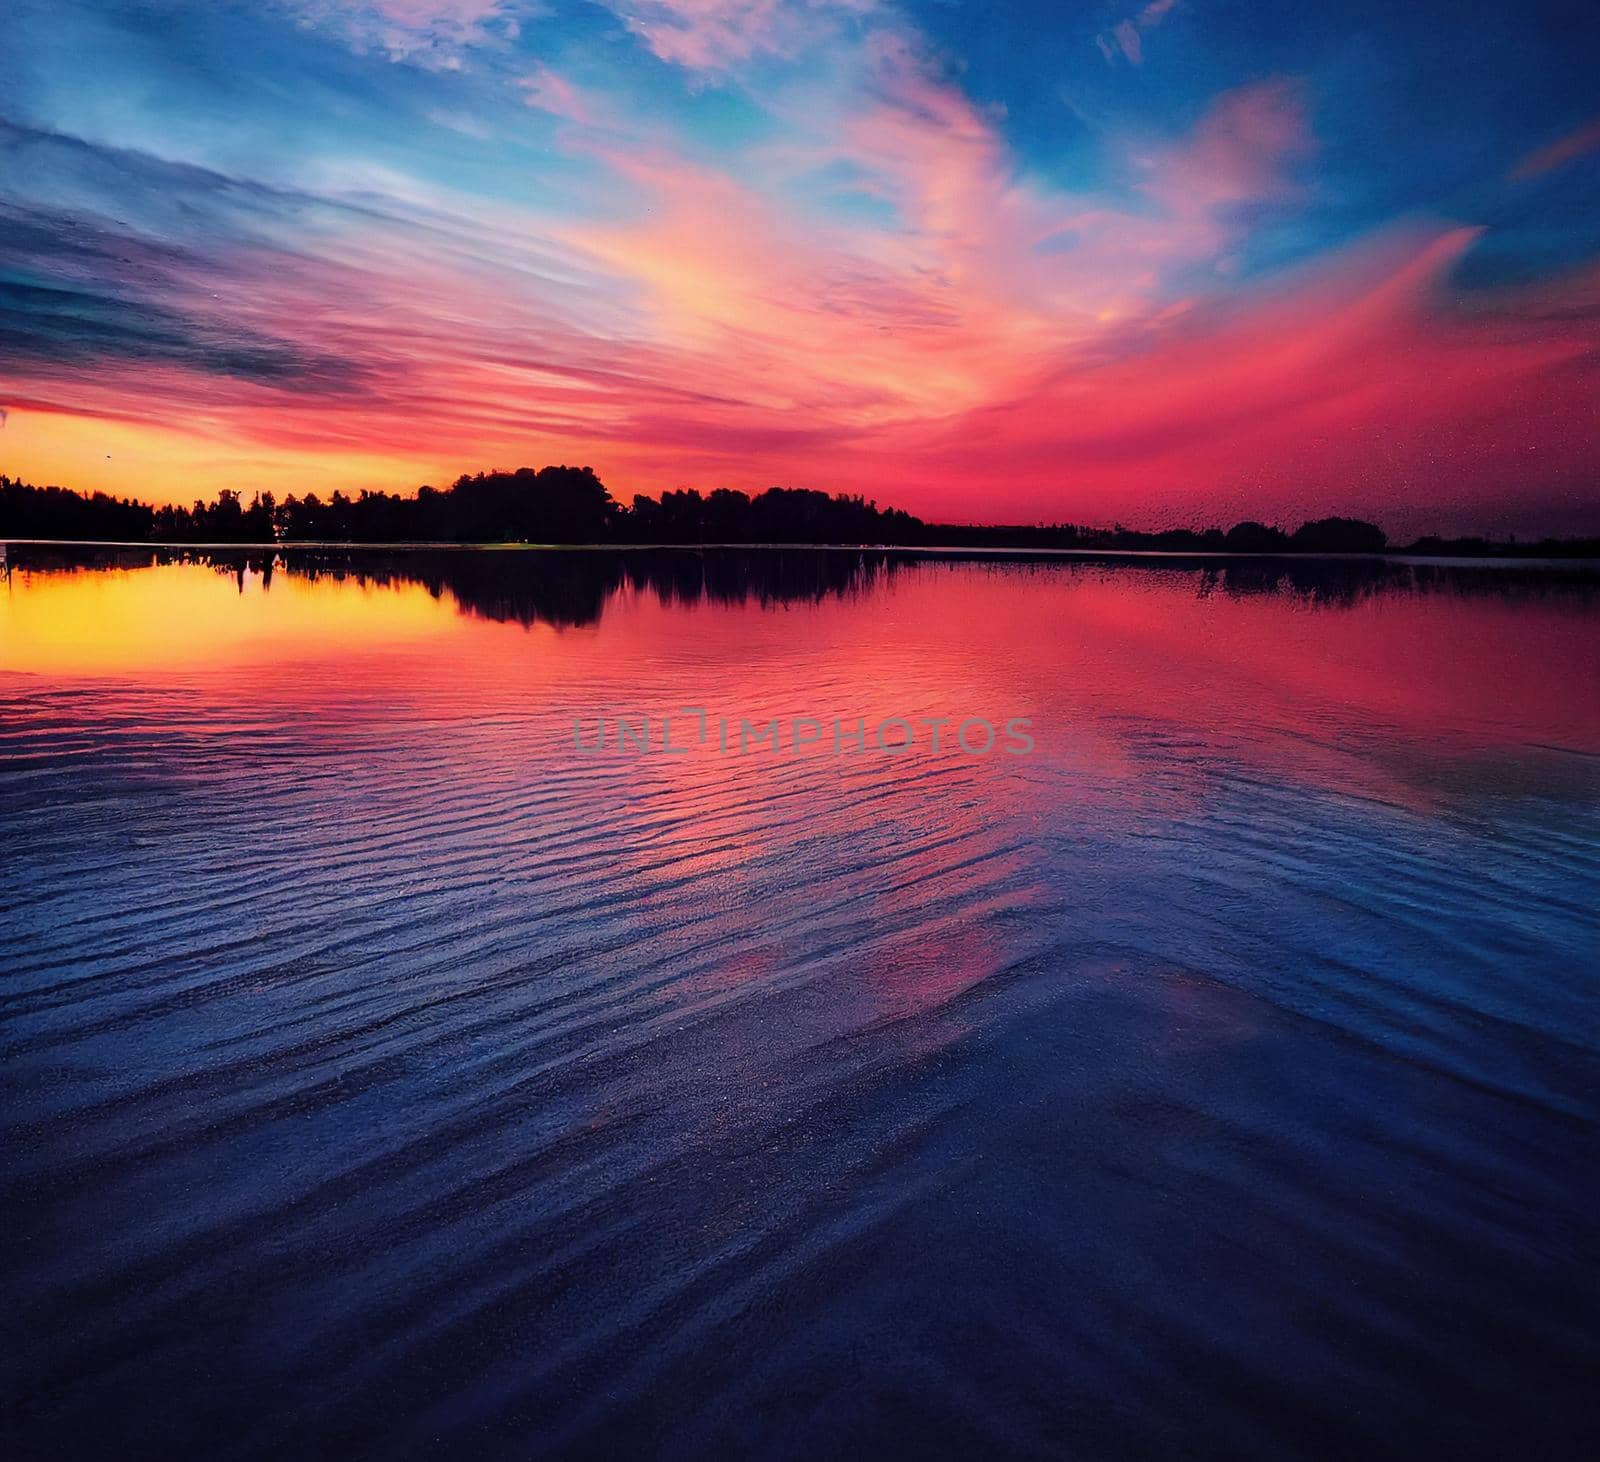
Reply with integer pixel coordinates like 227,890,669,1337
2,546,1598,1459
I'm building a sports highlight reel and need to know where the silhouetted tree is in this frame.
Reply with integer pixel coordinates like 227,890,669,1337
656,488,706,543
0,477,155,540
626,493,662,541
704,488,752,541
1225,521,1290,552
241,492,276,543
1290,517,1387,553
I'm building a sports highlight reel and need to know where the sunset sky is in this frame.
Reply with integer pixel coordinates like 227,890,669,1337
3,1,1598,533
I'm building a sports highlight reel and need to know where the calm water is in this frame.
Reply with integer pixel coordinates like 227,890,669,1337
3,546,1598,1459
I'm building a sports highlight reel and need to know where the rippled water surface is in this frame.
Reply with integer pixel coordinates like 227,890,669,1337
3,546,1598,1459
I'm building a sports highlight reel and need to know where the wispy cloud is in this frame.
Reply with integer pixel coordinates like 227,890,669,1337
1097,0,1181,69
280,0,527,66
519,63,602,124
1510,114,1600,179
602,0,877,71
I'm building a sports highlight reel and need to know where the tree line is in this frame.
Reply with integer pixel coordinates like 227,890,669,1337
2,469,1594,556
0,468,922,547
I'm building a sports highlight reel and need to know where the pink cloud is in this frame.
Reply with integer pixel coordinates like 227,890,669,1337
519,64,602,125
371,0,505,20
1510,114,1600,179
1136,78,1311,222
606,0,875,71
840,229,1600,533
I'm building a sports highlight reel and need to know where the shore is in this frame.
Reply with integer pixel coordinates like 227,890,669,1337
6,538,1600,566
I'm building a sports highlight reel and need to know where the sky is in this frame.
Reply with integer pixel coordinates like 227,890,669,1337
2,0,1598,533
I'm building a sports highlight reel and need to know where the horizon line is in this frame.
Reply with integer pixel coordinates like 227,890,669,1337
6,469,1598,545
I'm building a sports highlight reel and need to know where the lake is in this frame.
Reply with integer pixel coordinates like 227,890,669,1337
3,545,1598,1458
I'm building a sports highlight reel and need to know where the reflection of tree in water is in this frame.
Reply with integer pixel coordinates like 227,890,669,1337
7,545,1597,625
269,547,904,628
1198,555,1600,607
297,550,619,628
5,545,161,575
992,553,1600,609
636,548,897,611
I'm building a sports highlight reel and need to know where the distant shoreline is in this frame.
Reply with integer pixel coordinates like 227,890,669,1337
8,471,1597,558
5,538,1599,567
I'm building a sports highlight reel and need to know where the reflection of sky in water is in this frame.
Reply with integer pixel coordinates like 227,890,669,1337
3,550,1598,1456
